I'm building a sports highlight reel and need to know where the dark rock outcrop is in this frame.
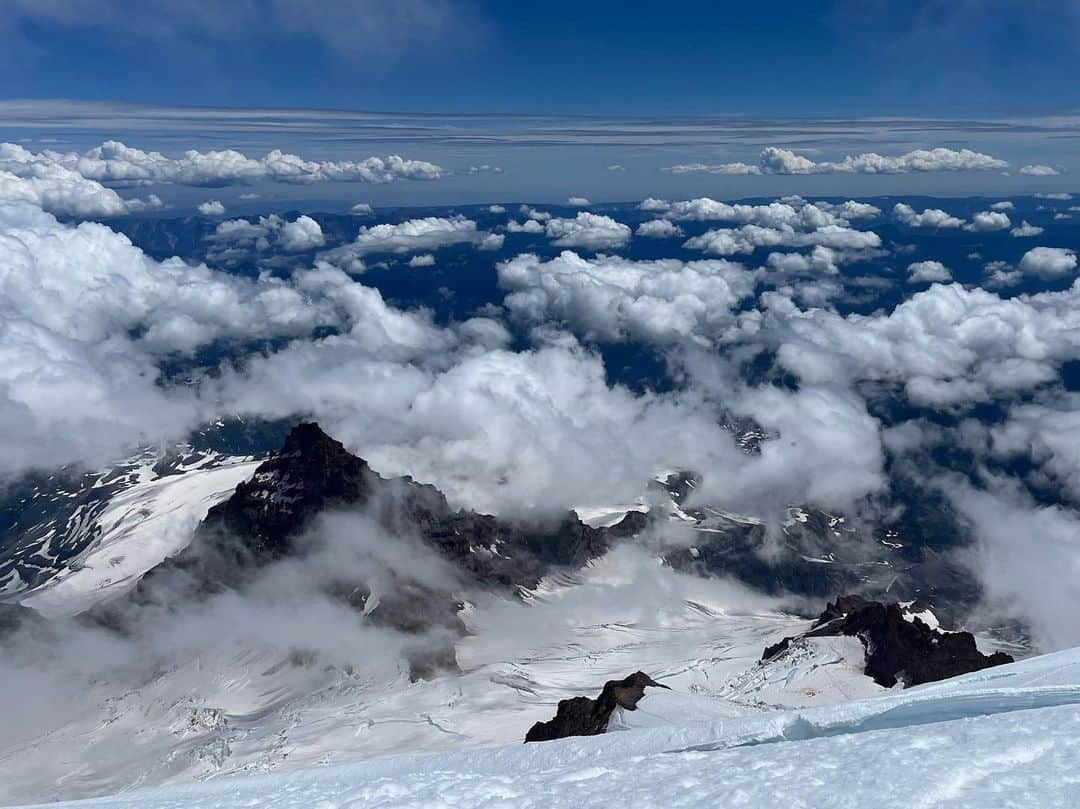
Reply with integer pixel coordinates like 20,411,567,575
763,595,1014,688
524,671,669,743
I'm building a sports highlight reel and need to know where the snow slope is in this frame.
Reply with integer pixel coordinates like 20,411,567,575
21,458,260,618
14,647,1080,809
0,549,888,805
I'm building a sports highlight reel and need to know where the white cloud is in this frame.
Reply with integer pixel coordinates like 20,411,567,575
665,161,762,175
407,253,436,267
606,164,626,172
963,210,1011,232
684,223,880,256
0,201,383,475
950,481,1080,651
893,203,964,229
1018,247,1078,280
0,143,161,217
505,218,544,234
1035,192,1072,200
767,146,1008,174
3,140,443,189
982,261,1023,289
907,260,952,283
567,196,591,206
497,251,756,345
672,199,883,256
544,212,631,250
487,204,506,214
278,215,325,251
1019,164,1061,176
635,219,683,238
669,146,1009,176
351,203,374,216
638,197,671,212
820,200,881,220
206,214,324,256
763,281,1080,407
1010,221,1044,238
990,395,1080,502
990,201,1014,211
321,216,500,270
520,205,552,221
197,199,226,216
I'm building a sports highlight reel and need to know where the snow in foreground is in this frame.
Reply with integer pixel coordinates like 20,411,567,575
18,648,1080,809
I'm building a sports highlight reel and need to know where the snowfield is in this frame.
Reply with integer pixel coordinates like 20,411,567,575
22,458,260,618
11,648,1080,809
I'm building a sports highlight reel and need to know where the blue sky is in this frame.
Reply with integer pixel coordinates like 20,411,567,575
2,1,1079,116
1,1,1078,204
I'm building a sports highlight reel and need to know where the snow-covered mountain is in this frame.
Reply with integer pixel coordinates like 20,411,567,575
0,424,1026,806
12,645,1080,809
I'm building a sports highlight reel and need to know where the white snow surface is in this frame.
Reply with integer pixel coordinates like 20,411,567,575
13,647,1080,809
1,545,891,806
22,458,260,618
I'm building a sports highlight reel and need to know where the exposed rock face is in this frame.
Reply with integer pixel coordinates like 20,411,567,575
763,595,1014,688
101,423,645,679
524,671,670,743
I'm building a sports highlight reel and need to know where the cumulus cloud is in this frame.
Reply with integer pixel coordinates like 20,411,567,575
963,210,1011,232
818,200,881,220
0,143,161,217
544,212,631,250
982,261,1022,289
487,204,506,213
0,201,383,475
664,198,867,228
638,197,671,212
667,146,1008,176
497,250,756,345
321,216,501,270
1018,246,1078,280
1019,164,1061,176
1010,221,1044,238
407,253,436,267
205,213,325,258
893,203,964,229
990,201,1014,211
505,218,544,234
279,215,325,251
606,164,626,172
567,196,591,206
684,223,880,256
671,199,882,256
3,140,442,189
907,260,952,283
635,219,683,238
351,203,374,216
197,199,225,216
762,281,1080,407
761,146,1008,174
989,395,1080,502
